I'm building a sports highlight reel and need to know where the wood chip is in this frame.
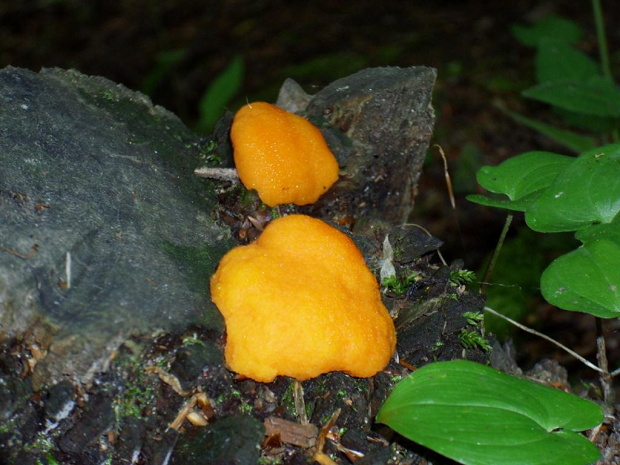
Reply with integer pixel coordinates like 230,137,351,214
168,396,197,431
145,366,191,397
186,410,209,427
294,380,308,425
264,416,318,448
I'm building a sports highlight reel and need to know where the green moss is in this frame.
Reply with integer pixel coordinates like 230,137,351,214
430,340,444,351
281,380,297,416
449,269,476,287
229,388,254,414
258,457,283,465
381,271,417,296
113,352,157,420
25,434,56,455
459,329,492,352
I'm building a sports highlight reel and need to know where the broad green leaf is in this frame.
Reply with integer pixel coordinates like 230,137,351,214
511,16,584,47
526,143,620,232
196,54,244,133
495,103,596,153
555,107,620,134
466,193,537,211
377,361,602,465
523,77,620,117
535,38,601,84
467,151,574,211
541,230,620,317
576,222,620,244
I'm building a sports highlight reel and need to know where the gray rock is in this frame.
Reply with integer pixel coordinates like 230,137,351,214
0,66,231,389
299,67,436,224
1,66,482,465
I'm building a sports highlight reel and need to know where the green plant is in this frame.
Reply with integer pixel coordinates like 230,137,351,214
451,144,617,465
459,312,492,352
458,329,491,352
141,48,187,97
468,143,620,318
377,361,602,465
376,6,615,464
480,228,576,336
381,271,417,296
500,2,619,152
195,54,244,134
379,150,612,459
449,269,476,287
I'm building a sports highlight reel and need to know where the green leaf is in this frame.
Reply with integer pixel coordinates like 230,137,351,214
196,54,244,133
511,16,584,47
523,77,620,117
541,227,620,317
466,193,537,212
467,151,574,211
535,38,601,83
141,48,187,96
526,143,620,232
496,104,596,153
576,223,620,243
554,107,620,134
377,361,602,465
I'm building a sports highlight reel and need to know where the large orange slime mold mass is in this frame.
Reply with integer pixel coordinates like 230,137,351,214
210,214,396,382
230,102,339,207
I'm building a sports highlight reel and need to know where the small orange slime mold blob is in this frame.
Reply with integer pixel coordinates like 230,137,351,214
210,214,396,382
230,102,339,207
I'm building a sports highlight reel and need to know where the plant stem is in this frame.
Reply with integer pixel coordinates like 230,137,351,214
592,0,612,83
591,0,619,142
481,214,512,294
484,306,604,374
595,317,615,410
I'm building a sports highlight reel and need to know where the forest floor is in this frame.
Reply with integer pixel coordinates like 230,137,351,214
2,0,618,412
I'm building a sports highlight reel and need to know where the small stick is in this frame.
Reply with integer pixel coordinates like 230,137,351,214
0,243,39,259
484,306,604,374
481,214,513,294
595,318,615,409
65,252,72,290
168,395,197,431
194,167,239,182
313,409,341,465
433,144,455,209
294,380,309,425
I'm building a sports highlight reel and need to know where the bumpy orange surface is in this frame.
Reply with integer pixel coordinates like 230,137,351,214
230,102,339,207
210,214,396,382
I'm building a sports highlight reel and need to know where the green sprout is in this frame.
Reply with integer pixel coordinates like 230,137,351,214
459,329,492,352
449,269,476,286
459,311,491,351
462,311,484,326
430,340,444,351
382,272,417,296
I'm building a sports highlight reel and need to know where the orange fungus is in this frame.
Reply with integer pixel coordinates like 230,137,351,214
210,214,396,382
230,102,339,207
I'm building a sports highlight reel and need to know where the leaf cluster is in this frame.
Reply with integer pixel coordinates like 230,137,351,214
503,15,619,152
377,361,602,465
468,144,620,318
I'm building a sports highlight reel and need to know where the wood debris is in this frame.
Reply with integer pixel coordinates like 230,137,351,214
263,416,318,448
